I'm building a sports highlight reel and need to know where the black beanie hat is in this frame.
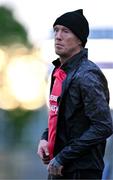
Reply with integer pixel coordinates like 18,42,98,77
53,9,89,47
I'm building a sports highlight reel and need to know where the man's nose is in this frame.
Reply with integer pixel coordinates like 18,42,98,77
55,31,62,39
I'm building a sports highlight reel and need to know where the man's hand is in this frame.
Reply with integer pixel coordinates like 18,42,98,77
37,139,50,164
47,158,63,176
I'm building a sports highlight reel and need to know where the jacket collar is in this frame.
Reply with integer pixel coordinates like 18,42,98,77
52,48,88,73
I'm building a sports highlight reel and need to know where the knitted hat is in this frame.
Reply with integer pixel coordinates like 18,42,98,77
53,9,89,47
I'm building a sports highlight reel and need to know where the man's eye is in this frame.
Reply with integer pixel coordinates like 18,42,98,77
54,28,58,32
64,29,69,33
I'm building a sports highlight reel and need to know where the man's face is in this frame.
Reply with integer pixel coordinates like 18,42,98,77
53,25,82,59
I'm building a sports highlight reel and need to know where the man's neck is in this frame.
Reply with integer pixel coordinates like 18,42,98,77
60,48,82,65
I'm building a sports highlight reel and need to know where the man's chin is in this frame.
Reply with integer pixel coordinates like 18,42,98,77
55,50,64,56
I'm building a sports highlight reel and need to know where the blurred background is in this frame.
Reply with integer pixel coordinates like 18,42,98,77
0,0,112,179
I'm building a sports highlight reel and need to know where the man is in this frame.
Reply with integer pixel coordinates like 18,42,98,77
37,9,113,179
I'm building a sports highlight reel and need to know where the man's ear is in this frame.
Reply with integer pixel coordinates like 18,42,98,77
78,39,82,46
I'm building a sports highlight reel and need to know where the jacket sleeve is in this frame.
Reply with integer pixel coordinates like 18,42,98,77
41,128,48,141
55,70,113,165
